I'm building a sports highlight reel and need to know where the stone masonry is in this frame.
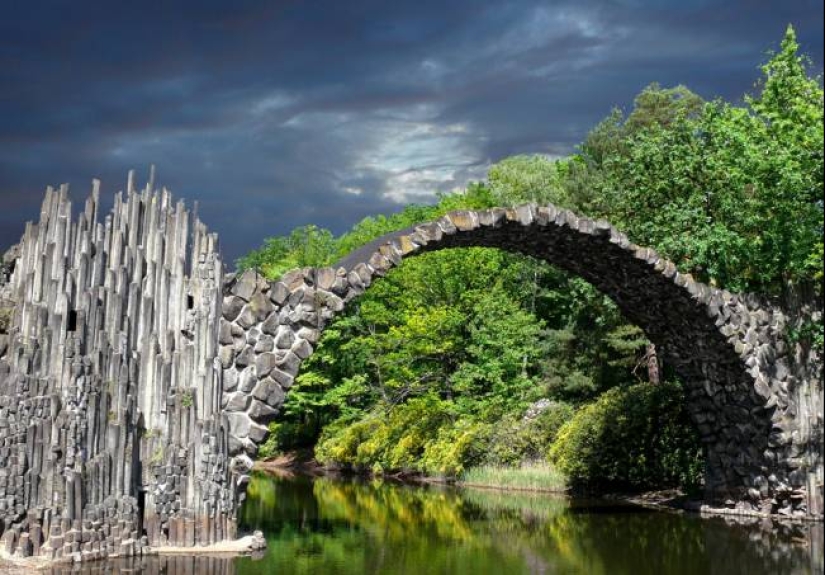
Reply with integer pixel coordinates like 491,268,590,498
221,204,823,520
0,181,822,562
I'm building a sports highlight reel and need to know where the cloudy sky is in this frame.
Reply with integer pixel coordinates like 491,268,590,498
1,1,822,262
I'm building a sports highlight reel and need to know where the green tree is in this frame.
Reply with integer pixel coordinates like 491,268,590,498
588,31,823,294
237,225,336,277
487,154,571,207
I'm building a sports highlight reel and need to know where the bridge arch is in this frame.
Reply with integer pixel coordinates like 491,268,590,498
219,204,815,512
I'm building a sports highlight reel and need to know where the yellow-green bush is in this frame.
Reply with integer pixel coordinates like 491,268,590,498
420,420,491,476
485,401,574,466
549,381,703,491
315,395,454,473
315,418,383,468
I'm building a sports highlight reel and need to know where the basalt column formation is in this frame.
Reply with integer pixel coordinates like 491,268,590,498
0,173,243,561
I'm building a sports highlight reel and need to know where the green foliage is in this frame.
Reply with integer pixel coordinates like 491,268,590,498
0,306,11,332
143,427,162,440
549,382,703,491
581,29,822,295
239,183,498,280
487,154,571,207
420,419,491,476
484,402,574,467
315,394,455,473
236,28,821,494
236,225,336,277
180,390,194,408
786,317,825,356
150,446,164,466
257,421,284,460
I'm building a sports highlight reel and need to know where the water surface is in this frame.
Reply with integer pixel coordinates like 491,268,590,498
46,472,822,574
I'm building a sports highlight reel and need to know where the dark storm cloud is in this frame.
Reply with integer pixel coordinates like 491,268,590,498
1,0,822,262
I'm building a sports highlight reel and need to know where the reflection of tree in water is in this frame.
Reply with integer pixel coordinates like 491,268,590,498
238,474,820,575
45,474,822,575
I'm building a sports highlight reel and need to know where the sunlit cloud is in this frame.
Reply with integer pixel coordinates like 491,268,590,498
0,0,821,262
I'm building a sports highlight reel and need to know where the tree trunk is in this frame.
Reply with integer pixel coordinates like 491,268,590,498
646,342,660,385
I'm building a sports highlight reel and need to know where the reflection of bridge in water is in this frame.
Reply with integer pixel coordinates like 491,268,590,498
0,172,821,562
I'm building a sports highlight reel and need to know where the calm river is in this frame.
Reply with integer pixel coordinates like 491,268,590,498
45,471,821,575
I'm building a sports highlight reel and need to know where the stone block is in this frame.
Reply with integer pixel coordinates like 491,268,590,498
235,345,255,369
222,296,244,322
513,204,535,225
248,422,269,443
275,328,295,350
227,413,252,439
293,339,313,360
218,319,233,345
239,366,257,393
254,334,274,353
296,327,320,343
269,367,294,389
275,350,301,374
224,392,251,413
251,378,285,408
230,269,259,301
281,270,305,291
218,346,235,369
269,282,289,305
249,292,274,322
236,306,257,329
316,268,336,291
247,399,278,420
261,311,280,335
255,353,277,378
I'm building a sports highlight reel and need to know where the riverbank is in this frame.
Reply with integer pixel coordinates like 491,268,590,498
255,453,824,524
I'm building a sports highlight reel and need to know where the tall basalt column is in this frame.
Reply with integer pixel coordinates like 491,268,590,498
0,173,240,561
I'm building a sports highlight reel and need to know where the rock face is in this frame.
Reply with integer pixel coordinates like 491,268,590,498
0,175,240,561
0,182,822,563
222,205,823,520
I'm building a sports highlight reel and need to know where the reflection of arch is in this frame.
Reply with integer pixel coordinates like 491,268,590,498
220,204,816,510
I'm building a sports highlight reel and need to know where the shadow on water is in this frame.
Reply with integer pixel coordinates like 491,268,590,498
46,472,822,575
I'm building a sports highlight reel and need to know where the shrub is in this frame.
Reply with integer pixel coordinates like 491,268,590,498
257,421,282,460
549,381,703,491
315,417,382,469
316,395,486,476
420,420,491,476
485,401,574,466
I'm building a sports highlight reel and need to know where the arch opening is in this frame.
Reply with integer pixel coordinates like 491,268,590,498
219,204,805,511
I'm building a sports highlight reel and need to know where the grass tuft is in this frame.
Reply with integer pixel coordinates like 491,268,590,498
459,462,567,492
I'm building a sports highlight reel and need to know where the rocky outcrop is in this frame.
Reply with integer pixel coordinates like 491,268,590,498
0,174,240,561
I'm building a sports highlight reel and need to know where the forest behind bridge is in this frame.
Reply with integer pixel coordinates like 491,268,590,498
237,27,822,493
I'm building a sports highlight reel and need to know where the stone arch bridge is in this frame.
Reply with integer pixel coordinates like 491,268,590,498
0,179,821,561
